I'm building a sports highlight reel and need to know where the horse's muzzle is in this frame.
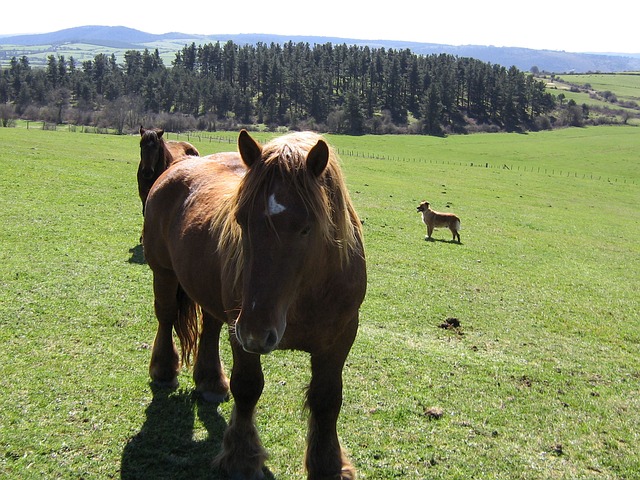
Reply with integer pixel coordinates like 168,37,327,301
235,317,283,355
238,330,279,354
141,169,155,180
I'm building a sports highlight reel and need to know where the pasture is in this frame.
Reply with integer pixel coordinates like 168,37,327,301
1,125,638,479
557,73,640,103
545,72,640,122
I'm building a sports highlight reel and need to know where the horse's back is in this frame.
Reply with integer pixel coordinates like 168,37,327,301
150,150,243,194
143,152,244,272
166,140,200,163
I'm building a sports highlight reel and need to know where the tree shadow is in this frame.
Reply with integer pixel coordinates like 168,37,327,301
128,243,145,265
121,385,275,479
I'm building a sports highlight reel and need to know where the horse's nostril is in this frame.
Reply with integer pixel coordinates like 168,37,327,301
239,327,280,355
265,330,279,350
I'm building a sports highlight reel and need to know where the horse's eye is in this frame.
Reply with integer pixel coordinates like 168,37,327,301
235,210,248,227
300,225,311,236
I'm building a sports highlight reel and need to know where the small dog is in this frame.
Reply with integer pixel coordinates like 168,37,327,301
417,201,461,242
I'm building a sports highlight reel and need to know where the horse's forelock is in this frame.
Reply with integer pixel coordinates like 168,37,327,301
213,194,244,293
215,133,360,294
234,133,360,265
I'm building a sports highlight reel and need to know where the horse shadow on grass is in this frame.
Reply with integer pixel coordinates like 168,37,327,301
121,384,276,479
128,243,145,265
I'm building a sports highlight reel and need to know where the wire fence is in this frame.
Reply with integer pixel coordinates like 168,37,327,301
169,131,637,185
333,149,637,184
18,122,638,185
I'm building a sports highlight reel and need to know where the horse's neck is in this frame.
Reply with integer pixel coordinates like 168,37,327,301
159,141,172,170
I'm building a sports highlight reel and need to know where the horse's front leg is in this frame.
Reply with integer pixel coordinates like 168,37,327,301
193,311,230,403
148,270,180,388
305,319,358,480
214,337,267,479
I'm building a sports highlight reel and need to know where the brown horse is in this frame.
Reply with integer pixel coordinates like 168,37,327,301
137,126,200,215
143,130,367,479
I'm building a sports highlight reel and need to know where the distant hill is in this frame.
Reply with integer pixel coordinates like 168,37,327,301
0,26,193,50
2,26,640,73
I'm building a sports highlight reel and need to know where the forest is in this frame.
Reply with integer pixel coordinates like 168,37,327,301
0,40,558,135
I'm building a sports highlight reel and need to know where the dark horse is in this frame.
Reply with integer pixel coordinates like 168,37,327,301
143,130,366,479
137,126,200,215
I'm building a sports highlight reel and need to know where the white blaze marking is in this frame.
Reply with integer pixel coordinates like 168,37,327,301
267,193,287,216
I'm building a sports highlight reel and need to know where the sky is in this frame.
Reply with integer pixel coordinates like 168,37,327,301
2,0,637,54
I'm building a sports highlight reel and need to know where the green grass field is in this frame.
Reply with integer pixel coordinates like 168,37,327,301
1,125,638,479
545,72,640,123
558,73,640,101
0,42,182,68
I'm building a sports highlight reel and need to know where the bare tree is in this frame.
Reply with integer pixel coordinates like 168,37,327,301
0,103,16,127
103,95,143,134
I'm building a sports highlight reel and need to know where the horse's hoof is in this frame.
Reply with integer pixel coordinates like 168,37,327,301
198,390,230,404
150,378,179,390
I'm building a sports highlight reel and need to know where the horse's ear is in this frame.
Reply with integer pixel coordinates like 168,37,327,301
307,140,329,177
238,129,262,168
139,126,145,136
157,129,164,139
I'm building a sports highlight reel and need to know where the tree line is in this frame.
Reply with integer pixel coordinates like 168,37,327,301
0,40,558,134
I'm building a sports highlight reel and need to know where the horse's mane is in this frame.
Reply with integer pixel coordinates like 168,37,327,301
214,132,362,291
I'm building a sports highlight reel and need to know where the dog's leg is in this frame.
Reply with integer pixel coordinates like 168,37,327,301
426,223,434,241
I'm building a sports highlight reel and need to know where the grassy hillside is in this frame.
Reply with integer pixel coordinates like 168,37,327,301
544,72,640,123
0,41,182,69
1,126,638,479
560,73,640,101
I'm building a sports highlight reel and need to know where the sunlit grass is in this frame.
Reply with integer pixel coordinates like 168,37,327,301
1,126,638,478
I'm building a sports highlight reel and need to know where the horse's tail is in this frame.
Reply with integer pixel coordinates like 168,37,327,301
175,284,200,367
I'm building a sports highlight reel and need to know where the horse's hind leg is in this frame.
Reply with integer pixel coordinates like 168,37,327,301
149,269,180,388
193,311,230,403
305,319,358,480
214,339,267,479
